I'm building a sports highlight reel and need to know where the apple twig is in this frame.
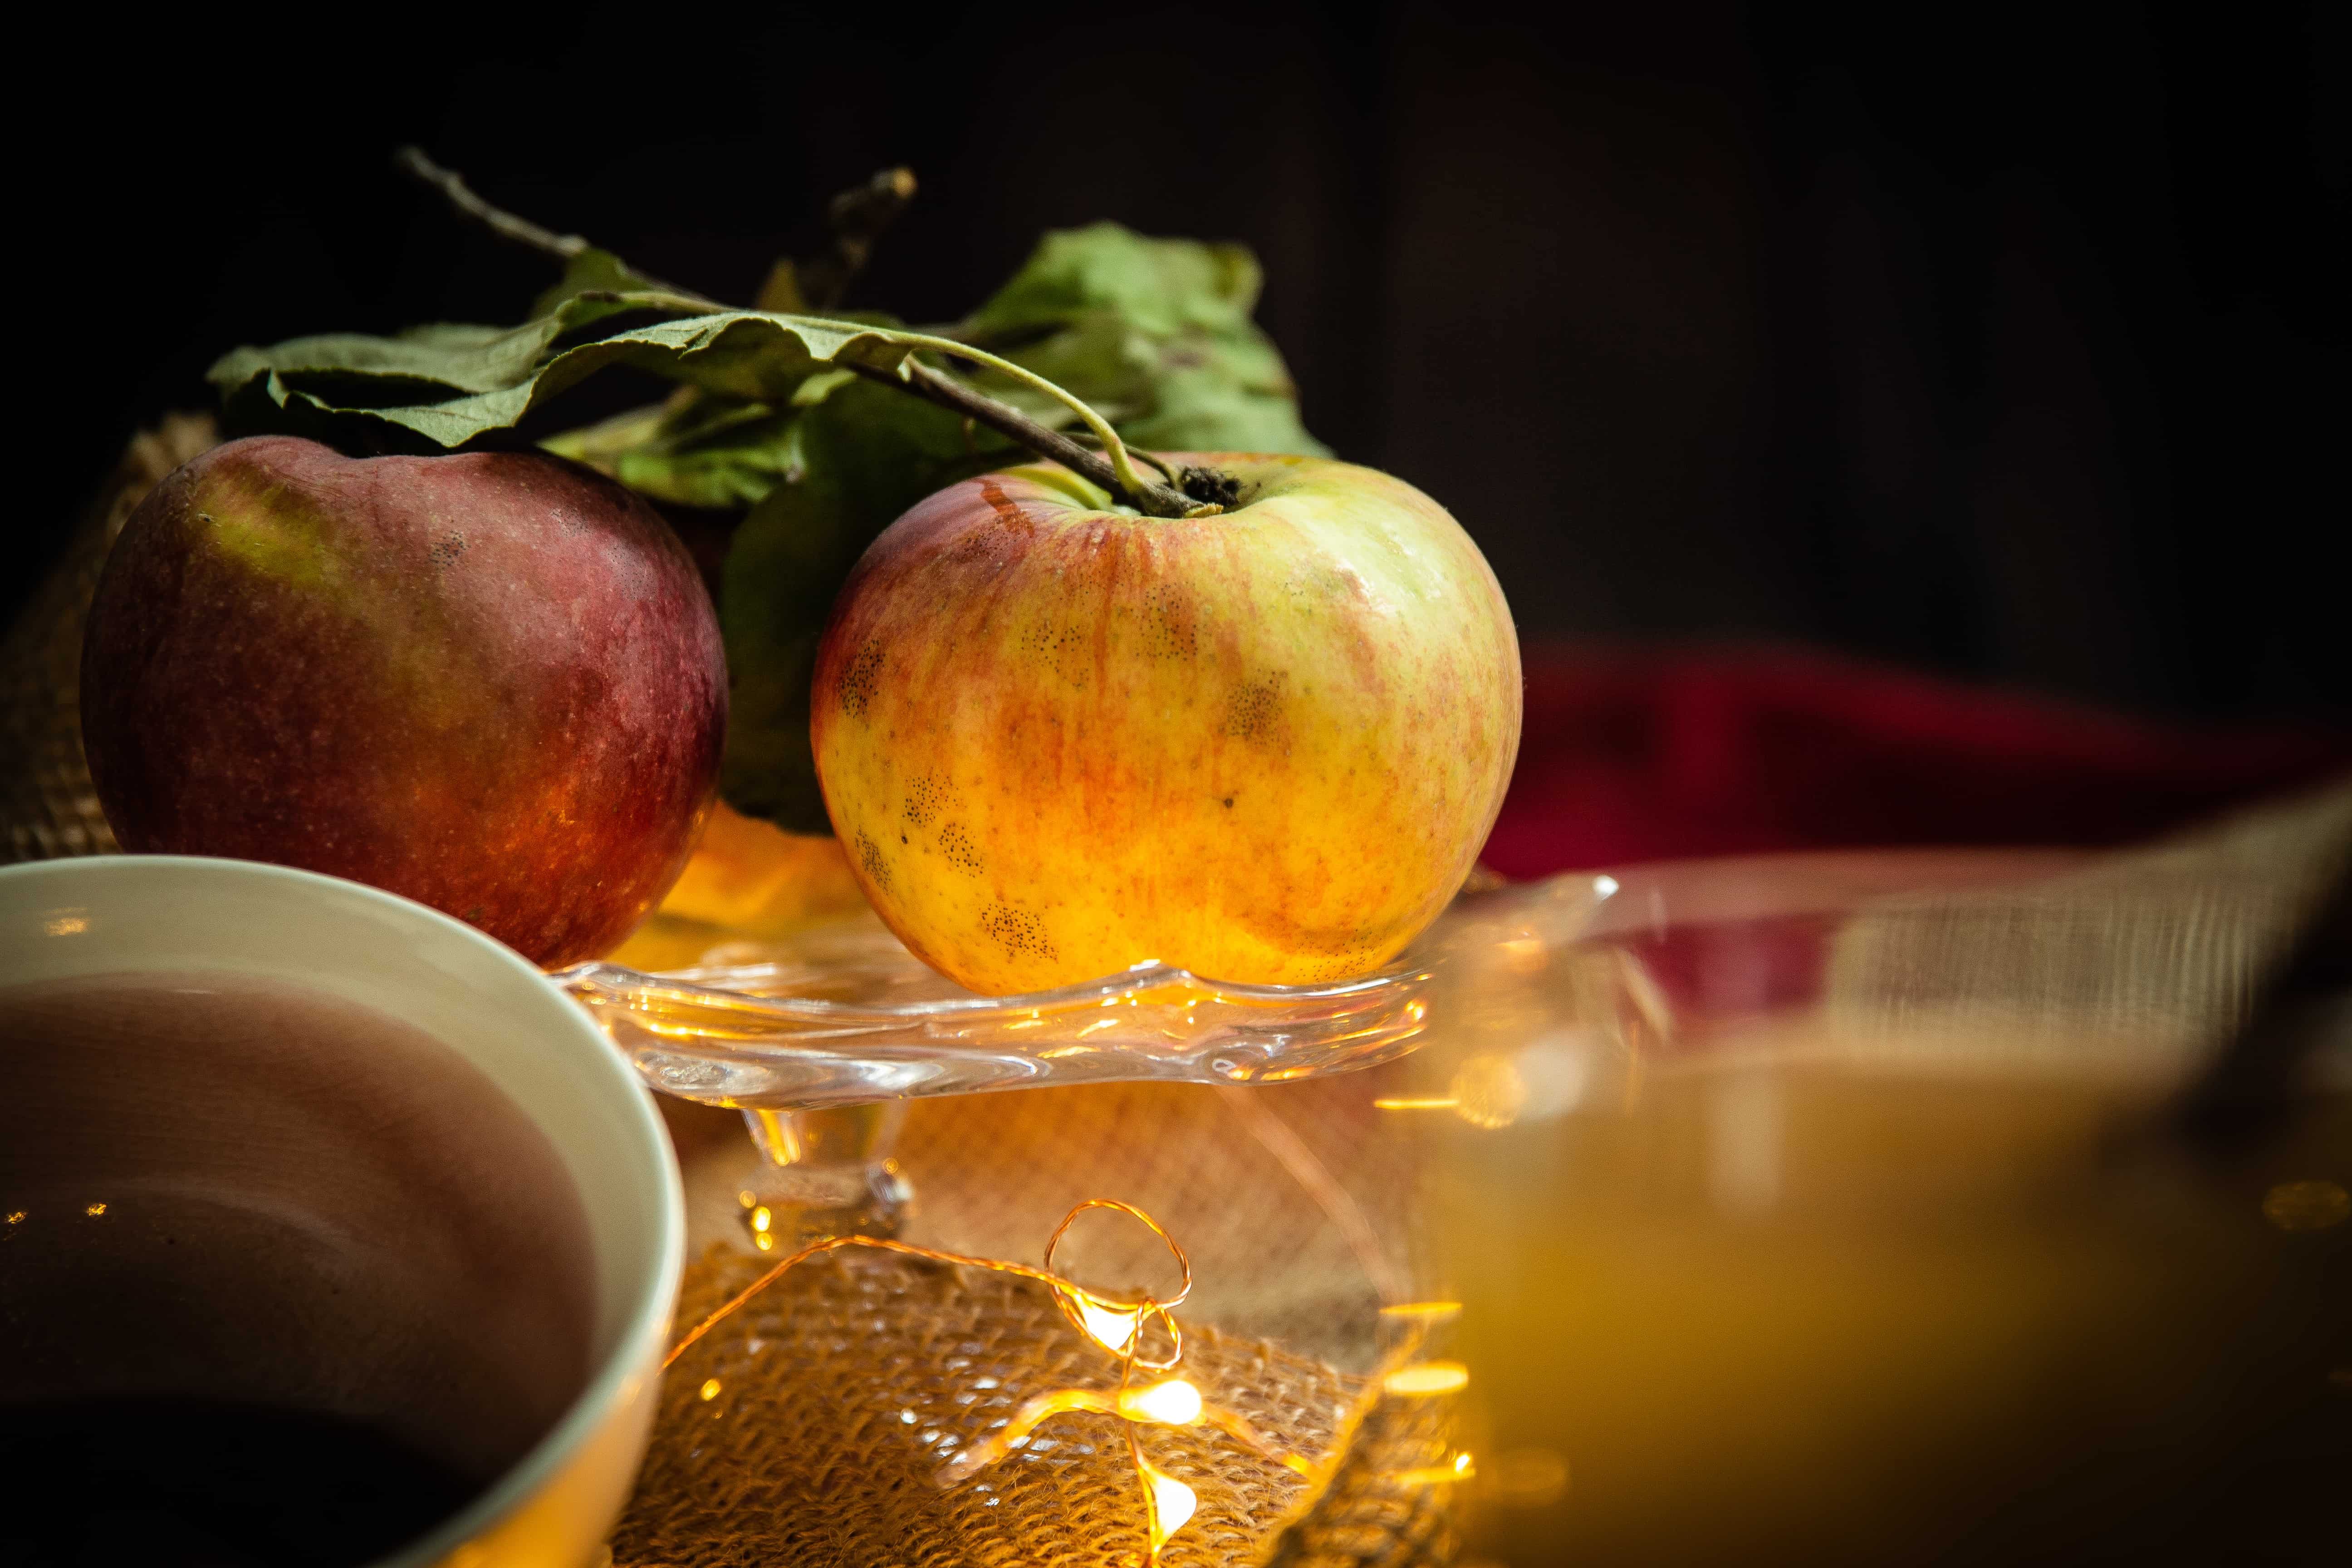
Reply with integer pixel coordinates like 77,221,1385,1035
392,148,1209,519
395,146,583,260
802,166,919,311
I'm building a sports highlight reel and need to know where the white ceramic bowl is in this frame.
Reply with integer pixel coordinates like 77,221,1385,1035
0,855,683,1568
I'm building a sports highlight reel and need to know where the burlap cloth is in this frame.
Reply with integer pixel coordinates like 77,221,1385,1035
629,1240,1452,1568
636,1069,1455,1567
3,415,214,862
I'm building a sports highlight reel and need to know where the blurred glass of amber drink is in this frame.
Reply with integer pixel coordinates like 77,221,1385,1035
1396,806,2352,1566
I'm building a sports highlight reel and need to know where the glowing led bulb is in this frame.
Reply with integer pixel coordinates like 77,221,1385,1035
1121,1379,1203,1426
1142,1462,1197,1553
1073,1297,1141,1353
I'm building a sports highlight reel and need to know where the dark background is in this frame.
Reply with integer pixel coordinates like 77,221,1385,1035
18,2,2346,720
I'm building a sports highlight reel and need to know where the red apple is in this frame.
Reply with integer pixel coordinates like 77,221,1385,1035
80,436,726,965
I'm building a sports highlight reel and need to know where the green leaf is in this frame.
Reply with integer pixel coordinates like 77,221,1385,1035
963,221,1263,338
613,407,804,511
529,246,662,321
210,303,919,451
959,221,1329,458
543,392,808,510
718,378,1010,831
542,363,872,512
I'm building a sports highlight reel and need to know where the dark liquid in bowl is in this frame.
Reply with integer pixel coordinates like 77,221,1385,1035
0,973,599,1566
0,1398,479,1566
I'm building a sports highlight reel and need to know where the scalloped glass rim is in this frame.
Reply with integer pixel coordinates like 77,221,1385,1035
553,872,1615,1109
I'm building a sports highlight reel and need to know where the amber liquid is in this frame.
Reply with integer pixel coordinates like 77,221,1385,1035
0,972,598,1568
0,1398,480,1566
1432,1054,2352,1566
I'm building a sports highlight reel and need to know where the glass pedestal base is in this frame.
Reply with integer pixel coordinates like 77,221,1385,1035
735,1102,912,1247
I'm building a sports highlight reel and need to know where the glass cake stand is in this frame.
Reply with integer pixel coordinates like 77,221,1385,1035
551,873,1617,1243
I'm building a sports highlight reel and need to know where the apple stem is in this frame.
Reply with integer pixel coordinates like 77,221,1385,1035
887,336,1161,507
838,359,1206,516
863,333,1217,519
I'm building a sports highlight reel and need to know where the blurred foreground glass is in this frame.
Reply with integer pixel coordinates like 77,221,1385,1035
1390,795,2352,1566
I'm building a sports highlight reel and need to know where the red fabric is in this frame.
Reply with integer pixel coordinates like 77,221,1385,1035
1479,646,2352,880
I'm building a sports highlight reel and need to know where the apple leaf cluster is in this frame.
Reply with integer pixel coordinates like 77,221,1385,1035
205,223,1326,835
207,281,918,455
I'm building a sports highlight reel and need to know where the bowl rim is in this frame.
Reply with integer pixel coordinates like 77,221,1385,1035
0,853,686,1566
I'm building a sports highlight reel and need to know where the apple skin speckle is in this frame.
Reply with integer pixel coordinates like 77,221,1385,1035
811,451,1520,995
79,436,727,966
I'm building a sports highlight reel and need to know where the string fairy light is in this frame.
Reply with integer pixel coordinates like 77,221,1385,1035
662,1199,1312,1563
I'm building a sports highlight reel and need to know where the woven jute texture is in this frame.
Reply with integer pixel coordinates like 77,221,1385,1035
3,414,216,862
643,1074,1459,1567
622,1245,1453,1568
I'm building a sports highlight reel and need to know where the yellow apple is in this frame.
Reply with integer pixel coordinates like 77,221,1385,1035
810,453,1521,995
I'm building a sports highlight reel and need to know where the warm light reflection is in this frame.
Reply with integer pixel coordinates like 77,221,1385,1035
2262,1179,2350,1232
1502,934,1547,974
1450,1055,1528,1129
1490,1446,1570,1505
44,914,88,936
1143,1462,1198,1553
752,1109,804,1163
1373,1096,1458,1112
1378,1300,1463,1324
84,1203,106,1217
1391,1450,1475,1486
1382,1361,1470,1397
698,1378,722,1401
750,1205,773,1234
4,1211,24,1225
1512,1032,1593,1121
